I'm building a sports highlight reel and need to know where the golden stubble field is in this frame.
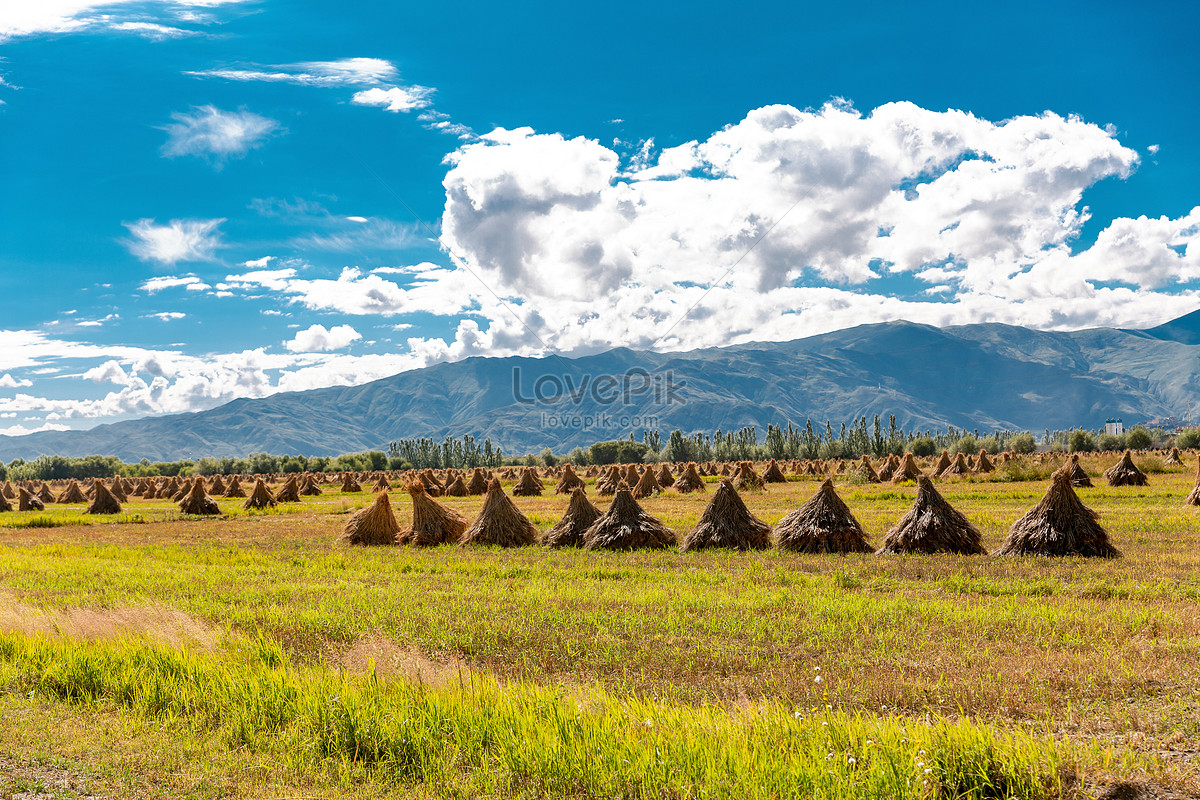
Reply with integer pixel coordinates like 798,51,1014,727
1,454,1198,798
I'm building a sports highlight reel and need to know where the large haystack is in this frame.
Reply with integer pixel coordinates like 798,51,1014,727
542,486,602,548
679,480,770,552
512,467,544,497
733,461,764,491
341,491,400,546
460,478,538,547
179,479,221,515
341,473,363,493
672,462,706,493
420,469,444,497
1104,450,1149,487
890,452,923,484
1065,454,1092,487
86,479,122,515
57,479,87,504
443,472,469,497
1187,457,1200,506
224,476,247,498
276,475,302,503
583,483,675,551
852,455,880,483
242,478,276,510
996,470,1119,557
1,481,14,499
877,476,986,555
554,464,585,495
18,486,43,512
399,482,468,546
632,466,661,499
623,464,641,485
775,478,872,554
466,468,490,495
762,459,788,483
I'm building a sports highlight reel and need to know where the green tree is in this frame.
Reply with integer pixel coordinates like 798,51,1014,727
1068,430,1096,452
1009,432,1037,454
1125,427,1153,450
909,436,936,457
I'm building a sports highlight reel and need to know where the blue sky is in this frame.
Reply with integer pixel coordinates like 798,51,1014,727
0,0,1198,437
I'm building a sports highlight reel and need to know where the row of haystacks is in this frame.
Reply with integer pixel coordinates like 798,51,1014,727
339,465,1137,558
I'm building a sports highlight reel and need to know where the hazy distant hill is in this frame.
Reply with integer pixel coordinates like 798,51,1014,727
2,313,1199,461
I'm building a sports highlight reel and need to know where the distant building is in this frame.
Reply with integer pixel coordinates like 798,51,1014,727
1104,418,1124,436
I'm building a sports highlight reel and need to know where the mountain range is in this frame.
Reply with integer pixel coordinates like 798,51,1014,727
2,311,1199,462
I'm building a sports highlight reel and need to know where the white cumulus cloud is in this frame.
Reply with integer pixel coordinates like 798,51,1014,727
351,86,434,113
0,373,32,389
285,324,362,353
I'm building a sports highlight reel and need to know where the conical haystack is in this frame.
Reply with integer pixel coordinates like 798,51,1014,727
1065,454,1092,487
943,452,971,477
680,480,770,552
57,479,87,504
466,468,489,495
762,459,787,483
443,473,469,497
209,475,226,495
655,463,674,487
853,455,880,483
0,489,10,513
420,469,444,497
672,462,706,493
242,478,277,510
734,461,764,491
555,464,584,495
975,449,995,473
596,466,623,496
930,450,953,478
1184,456,1200,506
512,467,544,497
399,482,468,546
341,491,400,546
996,470,1120,557
632,466,661,499
583,482,675,551
1164,447,1184,466
179,479,221,515
542,486,603,548
18,486,44,512
276,475,302,503
372,475,391,492
299,474,322,496
36,483,55,504
1104,450,1149,487
86,479,122,515
775,478,872,554
876,454,899,482
224,476,247,498
877,476,986,555
460,478,538,547
623,464,640,485
1,481,14,499
890,452,923,483
341,473,362,493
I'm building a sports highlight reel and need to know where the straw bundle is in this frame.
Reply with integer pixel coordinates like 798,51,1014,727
1066,454,1092,487
996,469,1119,557
942,452,971,477
86,479,122,515
877,454,900,482
275,475,302,503
554,464,585,495
460,478,538,547
975,449,995,473
400,481,468,546
179,479,221,515
18,486,44,512
930,450,953,479
466,468,490,495
443,472,469,497
513,467,544,497
655,463,674,487
583,483,675,551
762,459,787,483
372,475,391,492
542,487,603,548
224,476,247,498
1164,447,1184,466
877,476,985,555
632,466,661,499
852,455,880,483
672,462,706,493
775,478,872,554
890,452,923,483
242,479,277,510
341,491,400,546
679,480,770,552
341,473,363,493
57,479,87,504
1104,450,1148,487
209,475,227,495
733,461,764,491
1186,457,1200,506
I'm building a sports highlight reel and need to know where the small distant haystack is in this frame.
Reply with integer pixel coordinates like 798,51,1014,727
400,482,468,546
656,463,674,487
877,454,900,482
341,491,400,546
86,479,122,515
341,473,362,493
443,472,469,497
775,478,872,554
672,462,706,493
853,455,880,483
1104,450,1149,487
0,489,10,512
542,486,603,548
464,468,489,495
35,483,55,504
209,475,226,496
299,474,322,496
224,476,247,498
890,452,923,484
276,475,302,503
596,466,622,496
420,469,444,497
372,475,391,493
108,479,128,503
555,464,585,495
632,466,661,499
1,481,14,499
513,467,544,497
877,476,986,555
623,464,641,485
18,486,44,512
680,480,770,552
997,470,1120,557
1065,454,1092,487
179,479,221,515
1186,457,1200,506
931,450,953,479
1164,447,1184,466
762,459,788,483
734,461,764,491
943,452,971,477
975,449,995,473
460,478,538,547
57,479,87,504
583,483,675,551
242,478,276,510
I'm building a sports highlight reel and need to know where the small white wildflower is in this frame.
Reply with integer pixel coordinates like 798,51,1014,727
814,675,823,684
644,718,653,727
822,721,829,727
865,740,873,746
826,704,832,709
814,666,821,671
881,704,888,710
793,711,802,718
847,757,857,765
925,768,933,774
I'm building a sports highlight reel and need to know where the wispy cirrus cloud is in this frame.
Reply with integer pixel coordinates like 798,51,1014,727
185,57,400,87
160,105,281,166
123,218,225,266
351,86,434,113
0,1,250,43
